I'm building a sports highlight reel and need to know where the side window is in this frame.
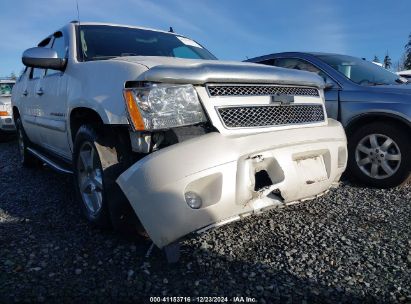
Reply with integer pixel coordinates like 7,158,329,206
47,33,67,76
30,67,45,79
29,37,53,80
274,58,331,83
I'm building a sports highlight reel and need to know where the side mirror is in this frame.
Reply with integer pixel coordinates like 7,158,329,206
22,47,66,71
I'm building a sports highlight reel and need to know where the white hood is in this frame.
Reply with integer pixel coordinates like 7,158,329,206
112,56,325,88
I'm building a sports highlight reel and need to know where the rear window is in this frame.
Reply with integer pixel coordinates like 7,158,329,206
78,25,217,61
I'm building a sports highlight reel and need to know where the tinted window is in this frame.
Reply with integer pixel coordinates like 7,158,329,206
316,54,403,85
273,58,330,82
52,34,67,59
30,36,53,79
78,25,217,61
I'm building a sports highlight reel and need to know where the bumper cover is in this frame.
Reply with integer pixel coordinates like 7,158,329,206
117,119,347,248
0,116,15,132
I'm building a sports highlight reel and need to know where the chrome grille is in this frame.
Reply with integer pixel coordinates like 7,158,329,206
217,105,325,128
207,85,319,97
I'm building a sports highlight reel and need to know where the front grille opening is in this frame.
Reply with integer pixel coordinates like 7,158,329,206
218,104,325,129
254,170,273,191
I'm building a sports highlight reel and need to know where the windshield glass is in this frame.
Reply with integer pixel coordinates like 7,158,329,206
78,25,217,61
0,83,14,95
316,54,403,85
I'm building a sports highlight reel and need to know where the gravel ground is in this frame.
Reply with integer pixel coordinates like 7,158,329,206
0,139,410,303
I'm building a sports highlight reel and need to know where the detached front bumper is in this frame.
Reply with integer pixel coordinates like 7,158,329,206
0,115,15,132
117,119,347,248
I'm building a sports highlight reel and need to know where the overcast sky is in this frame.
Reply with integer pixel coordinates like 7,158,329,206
0,0,410,76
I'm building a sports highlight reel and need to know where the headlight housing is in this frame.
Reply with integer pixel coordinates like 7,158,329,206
0,103,12,116
123,83,207,131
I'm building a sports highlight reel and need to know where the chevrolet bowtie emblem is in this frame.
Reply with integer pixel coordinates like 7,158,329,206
270,93,294,105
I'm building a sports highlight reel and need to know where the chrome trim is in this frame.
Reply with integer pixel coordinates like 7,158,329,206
205,83,320,98
27,147,73,174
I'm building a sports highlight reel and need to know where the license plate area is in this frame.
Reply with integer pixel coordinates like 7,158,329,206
295,155,328,184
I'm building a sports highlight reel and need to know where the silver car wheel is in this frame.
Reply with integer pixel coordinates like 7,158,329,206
77,142,104,216
355,133,401,180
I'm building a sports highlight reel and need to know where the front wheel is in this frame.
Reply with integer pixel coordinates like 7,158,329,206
73,125,111,227
73,124,146,235
15,118,38,167
347,122,410,188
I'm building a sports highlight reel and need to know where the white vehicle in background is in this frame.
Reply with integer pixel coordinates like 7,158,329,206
0,79,16,138
12,22,347,261
397,70,411,81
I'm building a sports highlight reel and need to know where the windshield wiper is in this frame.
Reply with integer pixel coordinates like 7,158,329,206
120,53,137,56
89,54,139,61
89,55,118,61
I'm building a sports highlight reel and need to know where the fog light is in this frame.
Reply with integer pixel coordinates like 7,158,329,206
185,191,202,209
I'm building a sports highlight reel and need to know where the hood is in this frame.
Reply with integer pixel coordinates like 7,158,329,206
113,56,325,88
0,95,11,105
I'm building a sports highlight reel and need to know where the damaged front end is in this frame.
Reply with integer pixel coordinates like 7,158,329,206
116,120,347,249
117,63,347,253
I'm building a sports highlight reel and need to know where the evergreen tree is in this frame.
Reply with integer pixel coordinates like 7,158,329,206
404,32,411,70
383,53,392,69
373,55,380,63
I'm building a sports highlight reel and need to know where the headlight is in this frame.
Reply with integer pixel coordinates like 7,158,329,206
123,83,207,131
0,104,11,116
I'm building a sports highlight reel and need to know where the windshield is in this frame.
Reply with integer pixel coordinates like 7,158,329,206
316,54,403,86
78,25,217,61
0,83,14,95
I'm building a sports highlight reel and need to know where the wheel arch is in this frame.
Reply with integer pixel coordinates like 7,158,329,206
345,112,411,137
69,107,105,145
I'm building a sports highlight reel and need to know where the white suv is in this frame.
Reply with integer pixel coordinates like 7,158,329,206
0,79,16,138
12,22,347,260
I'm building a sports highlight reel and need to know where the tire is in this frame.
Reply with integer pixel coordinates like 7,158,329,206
73,124,145,235
347,122,410,188
15,118,39,167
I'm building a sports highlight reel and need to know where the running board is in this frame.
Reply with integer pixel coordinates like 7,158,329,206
27,147,73,175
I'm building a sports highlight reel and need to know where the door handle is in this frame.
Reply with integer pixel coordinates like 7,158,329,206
36,88,44,96
22,90,28,96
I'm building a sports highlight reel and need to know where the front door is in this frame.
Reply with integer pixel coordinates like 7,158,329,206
36,31,71,159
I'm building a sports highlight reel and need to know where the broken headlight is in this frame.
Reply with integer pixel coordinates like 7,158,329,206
123,83,207,131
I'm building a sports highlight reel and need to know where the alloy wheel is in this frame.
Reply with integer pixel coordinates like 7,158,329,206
77,142,104,216
355,134,401,179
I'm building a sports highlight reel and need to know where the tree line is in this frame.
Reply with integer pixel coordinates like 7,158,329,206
372,32,410,71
